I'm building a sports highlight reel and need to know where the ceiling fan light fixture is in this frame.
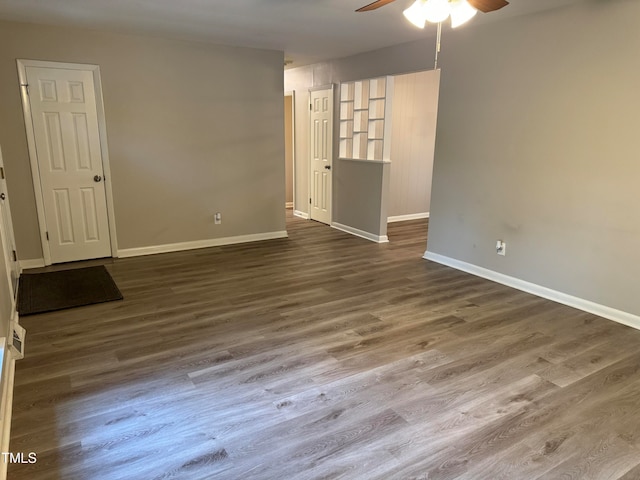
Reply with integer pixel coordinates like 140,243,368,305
423,0,450,23
403,0,427,29
449,0,477,28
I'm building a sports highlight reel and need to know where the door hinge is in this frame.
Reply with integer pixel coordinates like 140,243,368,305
309,198,312,204
0,167,4,180
46,231,49,241
11,250,17,262
21,83,29,95
310,103,312,111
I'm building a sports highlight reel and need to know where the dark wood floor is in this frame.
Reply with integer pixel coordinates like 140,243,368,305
9,212,640,479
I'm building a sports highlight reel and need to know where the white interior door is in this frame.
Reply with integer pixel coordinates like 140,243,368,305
309,87,333,225
0,147,19,301
22,63,112,264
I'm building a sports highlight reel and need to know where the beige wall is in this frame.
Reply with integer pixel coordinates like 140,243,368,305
0,20,285,260
389,69,440,219
427,0,640,316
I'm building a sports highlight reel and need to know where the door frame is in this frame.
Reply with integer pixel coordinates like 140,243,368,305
308,84,334,224
0,145,20,307
284,90,296,211
17,59,118,266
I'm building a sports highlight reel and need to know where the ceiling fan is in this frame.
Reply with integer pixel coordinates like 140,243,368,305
356,0,508,67
357,0,508,30
356,0,508,14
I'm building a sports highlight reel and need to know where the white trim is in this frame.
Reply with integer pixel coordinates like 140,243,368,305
293,210,309,220
18,259,45,272
118,231,288,258
423,251,640,331
332,222,389,244
285,202,294,209
0,344,16,480
339,157,391,164
0,312,20,480
388,212,430,223
16,59,118,265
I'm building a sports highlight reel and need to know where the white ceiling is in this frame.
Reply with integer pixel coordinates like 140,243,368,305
0,0,587,67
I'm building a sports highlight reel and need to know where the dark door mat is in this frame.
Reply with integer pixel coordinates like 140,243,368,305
17,265,123,316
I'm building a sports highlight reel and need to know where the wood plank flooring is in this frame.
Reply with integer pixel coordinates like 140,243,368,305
9,211,640,479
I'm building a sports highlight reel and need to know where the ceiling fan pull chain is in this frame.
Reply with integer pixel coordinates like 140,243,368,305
435,21,442,70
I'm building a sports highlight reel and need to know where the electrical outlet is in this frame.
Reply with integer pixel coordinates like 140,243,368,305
214,212,222,225
496,240,506,256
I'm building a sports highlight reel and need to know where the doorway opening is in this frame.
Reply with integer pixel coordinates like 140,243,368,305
386,69,440,247
285,92,295,212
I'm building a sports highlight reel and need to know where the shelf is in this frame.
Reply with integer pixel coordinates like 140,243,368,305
339,138,353,158
353,133,368,160
367,140,384,161
339,157,390,164
369,78,386,99
341,82,354,102
339,75,391,163
354,80,370,110
354,110,369,131
340,102,354,121
369,99,385,118
339,121,353,139
368,119,384,139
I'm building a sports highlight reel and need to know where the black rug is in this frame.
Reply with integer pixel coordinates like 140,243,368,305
17,265,123,316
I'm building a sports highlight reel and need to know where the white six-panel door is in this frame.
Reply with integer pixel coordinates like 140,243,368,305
309,87,333,225
21,63,112,264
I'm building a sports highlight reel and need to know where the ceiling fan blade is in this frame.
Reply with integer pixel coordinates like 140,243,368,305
467,0,509,13
356,0,397,12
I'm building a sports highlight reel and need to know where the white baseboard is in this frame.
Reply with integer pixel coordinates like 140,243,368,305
285,202,294,209
118,231,288,258
293,210,309,220
18,259,45,272
332,222,389,244
424,250,640,331
388,212,430,223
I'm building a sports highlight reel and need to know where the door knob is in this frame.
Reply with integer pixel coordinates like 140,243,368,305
324,165,331,170
0,193,5,200
94,175,103,182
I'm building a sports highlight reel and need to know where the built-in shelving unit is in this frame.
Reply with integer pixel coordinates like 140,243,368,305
339,76,393,161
